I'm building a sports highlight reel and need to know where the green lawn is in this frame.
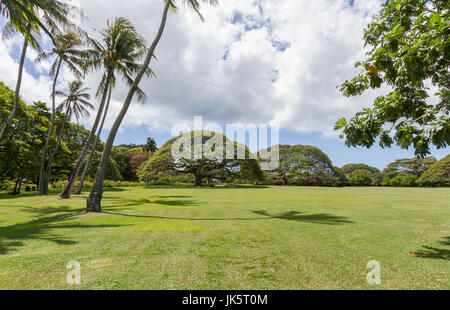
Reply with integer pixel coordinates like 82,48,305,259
0,186,448,289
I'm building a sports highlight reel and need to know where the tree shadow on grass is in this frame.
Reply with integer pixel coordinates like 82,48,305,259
0,208,124,255
106,198,200,208
252,210,353,225
101,208,353,225
414,236,450,261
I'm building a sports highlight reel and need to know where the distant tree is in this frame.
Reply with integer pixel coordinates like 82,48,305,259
417,155,450,187
138,131,261,186
110,147,133,181
261,145,346,187
384,157,437,179
129,147,149,179
341,163,380,176
336,0,449,157
0,83,42,194
348,169,373,186
391,174,418,187
143,137,158,158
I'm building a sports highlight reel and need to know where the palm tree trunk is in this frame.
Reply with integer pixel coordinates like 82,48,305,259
59,71,113,199
38,57,63,195
42,110,68,194
75,84,112,194
86,1,171,212
0,25,31,142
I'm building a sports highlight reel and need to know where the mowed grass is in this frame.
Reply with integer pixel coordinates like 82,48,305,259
0,186,448,290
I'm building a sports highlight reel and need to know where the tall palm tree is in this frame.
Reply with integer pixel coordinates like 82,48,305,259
41,80,93,193
37,31,86,195
59,17,151,198
0,0,72,142
74,83,111,195
86,0,218,212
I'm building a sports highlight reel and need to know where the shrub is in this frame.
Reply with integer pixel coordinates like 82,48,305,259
348,169,373,186
391,174,417,187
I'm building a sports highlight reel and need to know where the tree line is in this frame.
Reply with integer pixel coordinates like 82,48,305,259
0,0,218,212
0,0,448,211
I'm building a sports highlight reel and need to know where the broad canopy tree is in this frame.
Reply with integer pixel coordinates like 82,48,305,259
336,0,449,157
259,144,347,186
138,131,262,186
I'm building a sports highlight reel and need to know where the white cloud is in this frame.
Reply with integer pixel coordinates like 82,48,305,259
0,0,384,137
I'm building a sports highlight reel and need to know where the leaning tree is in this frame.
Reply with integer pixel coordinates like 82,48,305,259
59,17,150,198
0,0,74,142
86,0,219,212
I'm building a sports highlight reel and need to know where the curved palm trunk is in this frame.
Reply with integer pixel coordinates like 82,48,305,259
58,71,113,199
38,57,63,195
0,26,31,142
75,84,112,194
86,1,171,212
42,110,69,194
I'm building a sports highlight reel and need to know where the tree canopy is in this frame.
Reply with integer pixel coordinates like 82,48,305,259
417,155,450,186
260,144,347,186
336,0,449,157
137,131,262,186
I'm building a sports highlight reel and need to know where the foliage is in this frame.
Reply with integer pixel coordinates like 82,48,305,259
391,174,418,187
383,157,436,178
417,155,450,187
348,169,373,186
341,163,380,176
261,144,346,187
138,131,263,186
336,0,450,157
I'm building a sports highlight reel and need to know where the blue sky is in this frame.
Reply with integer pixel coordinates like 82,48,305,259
0,0,447,170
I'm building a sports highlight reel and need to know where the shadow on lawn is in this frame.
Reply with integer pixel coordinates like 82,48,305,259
102,208,352,225
415,236,450,261
0,206,123,255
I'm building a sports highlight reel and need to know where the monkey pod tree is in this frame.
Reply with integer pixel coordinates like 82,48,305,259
137,131,262,186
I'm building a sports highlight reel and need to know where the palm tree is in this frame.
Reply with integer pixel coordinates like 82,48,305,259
143,137,158,158
59,17,151,198
143,137,158,187
41,81,93,193
86,0,218,212
37,31,86,195
0,0,73,142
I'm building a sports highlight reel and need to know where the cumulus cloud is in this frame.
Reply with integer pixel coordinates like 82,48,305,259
0,0,384,137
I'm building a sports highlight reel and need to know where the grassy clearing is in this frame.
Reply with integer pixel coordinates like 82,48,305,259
0,186,448,289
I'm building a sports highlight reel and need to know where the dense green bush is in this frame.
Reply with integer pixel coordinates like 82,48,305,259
348,169,373,186
390,174,417,187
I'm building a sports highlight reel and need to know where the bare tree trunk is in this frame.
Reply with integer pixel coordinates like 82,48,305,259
38,57,63,195
75,84,112,194
0,26,30,142
42,111,68,194
59,71,113,199
86,1,171,212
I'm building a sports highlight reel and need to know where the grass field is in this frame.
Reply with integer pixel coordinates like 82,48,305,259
0,186,448,290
